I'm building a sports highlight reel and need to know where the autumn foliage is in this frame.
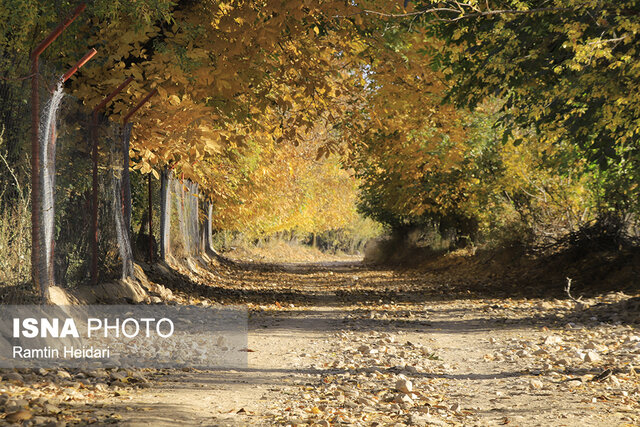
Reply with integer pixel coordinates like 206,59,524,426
1,0,640,288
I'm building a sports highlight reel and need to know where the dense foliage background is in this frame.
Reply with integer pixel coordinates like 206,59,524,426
1,0,639,288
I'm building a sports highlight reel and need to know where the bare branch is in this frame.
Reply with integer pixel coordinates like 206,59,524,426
586,35,628,45
361,8,461,18
359,6,573,22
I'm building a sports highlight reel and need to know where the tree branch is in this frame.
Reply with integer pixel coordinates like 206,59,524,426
360,6,573,21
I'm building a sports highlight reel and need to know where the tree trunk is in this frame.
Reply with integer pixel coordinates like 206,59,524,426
193,183,199,255
122,123,133,240
160,168,171,261
206,202,214,253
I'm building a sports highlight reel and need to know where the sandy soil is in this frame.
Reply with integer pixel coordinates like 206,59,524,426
104,260,639,426
1,259,638,426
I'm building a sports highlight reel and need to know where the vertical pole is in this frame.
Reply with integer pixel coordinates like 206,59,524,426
199,214,205,253
90,112,98,285
194,183,199,255
179,175,186,253
30,56,42,296
160,168,170,260
89,76,133,285
199,194,206,254
47,125,56,287
39,50,96,289
207,201,214,253
122,123,132,238
148,173,153,262
30,3,86,299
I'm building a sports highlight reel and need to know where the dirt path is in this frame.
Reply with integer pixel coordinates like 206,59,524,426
117,315,339,426
78,261,640,426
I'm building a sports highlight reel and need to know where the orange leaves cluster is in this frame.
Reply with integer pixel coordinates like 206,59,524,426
68,1,476,233
71,0,363,195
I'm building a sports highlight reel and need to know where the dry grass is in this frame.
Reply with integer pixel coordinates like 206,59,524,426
0,126,31,288
0,186,30,287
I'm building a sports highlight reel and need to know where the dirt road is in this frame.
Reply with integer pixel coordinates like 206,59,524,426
105,260,638,426
4,260,636,426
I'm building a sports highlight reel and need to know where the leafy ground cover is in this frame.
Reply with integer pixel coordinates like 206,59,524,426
2,251,638,426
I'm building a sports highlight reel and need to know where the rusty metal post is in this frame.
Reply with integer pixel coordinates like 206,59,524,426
37,48,97,290
62,48,97,82
30,3,86,298
89,77,134,285
123,89,158,124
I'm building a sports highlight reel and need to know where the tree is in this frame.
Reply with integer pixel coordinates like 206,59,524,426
412,0,640,213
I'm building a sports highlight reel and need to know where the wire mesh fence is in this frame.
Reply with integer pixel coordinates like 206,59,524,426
1,57,217,296
30,61,139,289
163,172,202,259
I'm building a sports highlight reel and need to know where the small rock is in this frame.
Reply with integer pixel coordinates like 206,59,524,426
544,335,563,345
5,409,33,423
357,345,371,354
609,375,620,386
396,379,413,394
584,351,601,363
394,393,414,405
56,370,72,379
